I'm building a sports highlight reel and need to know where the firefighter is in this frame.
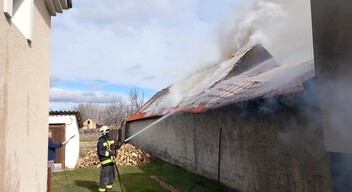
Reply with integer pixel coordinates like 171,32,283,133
97,126,120,192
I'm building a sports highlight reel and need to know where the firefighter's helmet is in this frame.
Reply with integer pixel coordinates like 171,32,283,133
100,126,111,135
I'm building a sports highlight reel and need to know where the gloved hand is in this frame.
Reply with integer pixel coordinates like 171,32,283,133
110,150,116,156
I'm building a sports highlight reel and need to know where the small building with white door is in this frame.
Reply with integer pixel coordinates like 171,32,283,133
49,111,82,169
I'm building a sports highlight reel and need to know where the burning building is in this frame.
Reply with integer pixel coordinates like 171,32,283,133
125,45,332,191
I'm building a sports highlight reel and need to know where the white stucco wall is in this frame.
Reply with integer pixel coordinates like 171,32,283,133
49,115,80,169
0,0,52,191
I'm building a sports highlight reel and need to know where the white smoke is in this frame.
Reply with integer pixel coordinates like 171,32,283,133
219,0,313,65
166,0,314,109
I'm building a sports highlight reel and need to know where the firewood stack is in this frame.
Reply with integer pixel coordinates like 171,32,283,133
79,143,154,168
80,149,101,167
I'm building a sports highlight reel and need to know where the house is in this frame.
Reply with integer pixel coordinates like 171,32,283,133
125,45,332,191
49,111,82,169
82,118,103,129
0,0,72,191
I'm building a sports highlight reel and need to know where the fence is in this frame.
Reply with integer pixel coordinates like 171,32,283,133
79,128,121,141
79,129,100,140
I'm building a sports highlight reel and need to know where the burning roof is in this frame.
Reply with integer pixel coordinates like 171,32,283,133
128,44,314,122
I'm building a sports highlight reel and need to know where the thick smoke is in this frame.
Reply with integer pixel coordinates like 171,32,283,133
217,0,322,155
318,74,352,154
324,77,352,191
218,0,313,65
167,0,314,107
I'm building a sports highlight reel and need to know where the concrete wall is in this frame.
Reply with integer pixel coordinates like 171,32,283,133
311,0,352,155
49,115,80,169
0,0,51,191
127,81,332,192
311,1,352,191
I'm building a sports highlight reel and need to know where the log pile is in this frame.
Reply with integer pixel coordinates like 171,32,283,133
79,143,154,168
80,149,100,167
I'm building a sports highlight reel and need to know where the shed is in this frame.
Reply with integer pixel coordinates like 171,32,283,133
82,118,103,129
128,44,313,120
49,111,83,169
125,45,332,191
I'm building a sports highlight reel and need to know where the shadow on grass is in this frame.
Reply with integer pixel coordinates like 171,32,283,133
140,158,239,192
119,172,166,192
74,180,98,192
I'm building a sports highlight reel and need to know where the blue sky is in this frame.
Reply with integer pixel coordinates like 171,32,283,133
49,0,313,110
49,0,241,110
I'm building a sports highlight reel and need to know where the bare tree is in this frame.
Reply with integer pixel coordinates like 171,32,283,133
74,103,105,122
103,97,127,128
74,88,145,127
127,87,145,116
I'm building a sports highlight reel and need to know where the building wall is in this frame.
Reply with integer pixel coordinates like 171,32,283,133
82,118,98,129
127,82,332,191
311,0,352,155
311,1,352,191
0,0,51,191
49,115,80,169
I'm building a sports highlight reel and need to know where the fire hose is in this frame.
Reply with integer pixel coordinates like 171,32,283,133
114,161,124,192
114,144,124,192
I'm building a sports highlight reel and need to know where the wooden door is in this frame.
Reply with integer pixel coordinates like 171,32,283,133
49,124,66,169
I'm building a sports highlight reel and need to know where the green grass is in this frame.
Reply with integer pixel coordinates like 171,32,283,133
51,166,166,192
141,159,238,192
51,159,238,192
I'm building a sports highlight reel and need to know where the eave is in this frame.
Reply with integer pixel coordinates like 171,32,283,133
45,0,72,16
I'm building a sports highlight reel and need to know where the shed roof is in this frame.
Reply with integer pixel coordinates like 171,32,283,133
49,111,83,128
128,44,314,122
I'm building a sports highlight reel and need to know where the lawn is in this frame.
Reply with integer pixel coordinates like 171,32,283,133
51,158,238,192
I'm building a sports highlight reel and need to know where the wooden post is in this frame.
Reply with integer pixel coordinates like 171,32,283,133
217,127,222,191
47,167,51,192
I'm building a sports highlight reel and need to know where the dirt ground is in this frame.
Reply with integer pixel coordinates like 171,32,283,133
78,140,96,166
80,140,96,153
79,133,98,155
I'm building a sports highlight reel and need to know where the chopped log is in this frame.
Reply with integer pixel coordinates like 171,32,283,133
79,143,154,168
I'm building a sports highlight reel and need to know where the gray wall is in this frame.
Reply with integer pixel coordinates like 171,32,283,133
311,0,352,153
311,0,352,154
126,80,332,192
311,1,352,191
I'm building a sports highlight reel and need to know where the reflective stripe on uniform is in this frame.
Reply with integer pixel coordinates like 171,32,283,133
103,140,115,147
98,188,105,191
106,184,113,189
101,139,116,165
101,159,113,165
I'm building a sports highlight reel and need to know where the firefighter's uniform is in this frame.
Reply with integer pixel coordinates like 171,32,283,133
97,131,119,192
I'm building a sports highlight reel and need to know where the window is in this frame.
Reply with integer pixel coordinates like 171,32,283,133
4,0,33,41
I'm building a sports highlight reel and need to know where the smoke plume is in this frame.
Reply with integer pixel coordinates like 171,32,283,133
219,0,313,65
